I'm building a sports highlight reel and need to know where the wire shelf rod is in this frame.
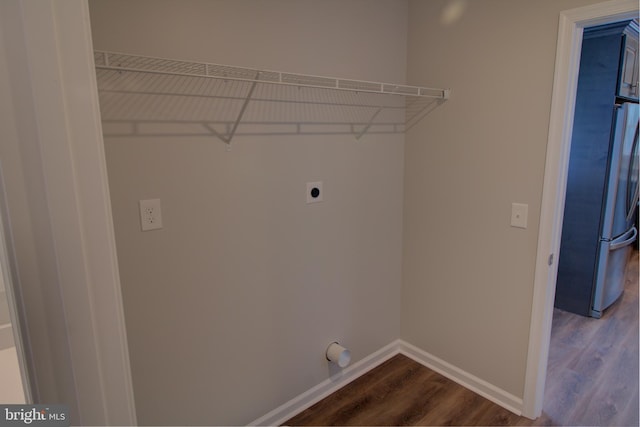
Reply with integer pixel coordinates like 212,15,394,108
96,89,408,110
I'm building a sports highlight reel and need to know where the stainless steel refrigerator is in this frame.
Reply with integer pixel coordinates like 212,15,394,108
592,102,638,314
557,102,638,318
555,21,639,318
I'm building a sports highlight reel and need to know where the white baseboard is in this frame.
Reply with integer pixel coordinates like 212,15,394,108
250,339,524,425
248,340,402,426
397,340,524,415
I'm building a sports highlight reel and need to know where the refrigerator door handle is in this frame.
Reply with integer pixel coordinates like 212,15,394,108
625,125,639,222
609,226,638,251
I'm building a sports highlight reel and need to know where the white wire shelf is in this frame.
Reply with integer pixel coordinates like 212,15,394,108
93,50,449,144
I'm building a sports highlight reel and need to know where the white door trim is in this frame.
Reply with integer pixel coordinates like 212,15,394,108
523,0,638,419
2,0,137,424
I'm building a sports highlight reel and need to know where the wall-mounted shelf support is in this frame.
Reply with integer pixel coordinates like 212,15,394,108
220,75,259,145
355,106,384,140
94,51,450,144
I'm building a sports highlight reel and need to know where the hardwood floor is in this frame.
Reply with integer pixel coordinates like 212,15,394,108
540,249,639,426
284,251,639,426
285,354,529,426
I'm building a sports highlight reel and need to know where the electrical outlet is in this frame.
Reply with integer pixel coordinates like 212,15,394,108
139,199,163,231
306,182,323,204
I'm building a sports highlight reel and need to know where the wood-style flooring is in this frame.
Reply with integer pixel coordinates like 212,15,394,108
284,251,639,426
540,249,638,426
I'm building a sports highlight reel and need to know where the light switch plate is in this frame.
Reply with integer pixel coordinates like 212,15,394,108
139,199,163,231
511,203,528,229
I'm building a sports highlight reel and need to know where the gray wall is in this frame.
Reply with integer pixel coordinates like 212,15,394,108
89,0,613,424
402,0,604,398
89,0,406,424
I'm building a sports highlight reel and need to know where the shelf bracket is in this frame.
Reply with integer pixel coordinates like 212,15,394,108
405,98,446,132
354,106,384,140
218,73,260,146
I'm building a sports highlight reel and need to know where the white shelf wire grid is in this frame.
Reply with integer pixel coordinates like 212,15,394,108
93,51,449,143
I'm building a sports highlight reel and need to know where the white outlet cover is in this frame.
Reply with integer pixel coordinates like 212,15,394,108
139,199,163,231
306,182,323,204
511,202,528,229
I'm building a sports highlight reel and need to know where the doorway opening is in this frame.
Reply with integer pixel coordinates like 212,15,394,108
555,19,638,319
542,17,639,425
524,0,639,421
0,205,30,404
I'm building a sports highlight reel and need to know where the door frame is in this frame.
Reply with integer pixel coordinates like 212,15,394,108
0,0,136,424
523,0,638,418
